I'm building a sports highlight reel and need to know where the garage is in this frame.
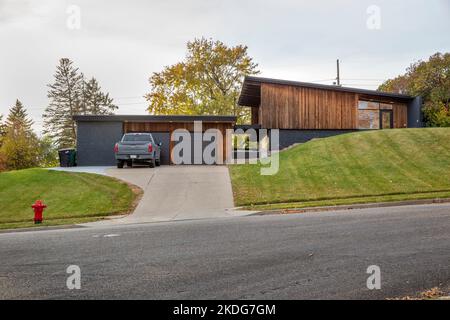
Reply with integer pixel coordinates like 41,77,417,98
148,132,171,165
73,115,236,166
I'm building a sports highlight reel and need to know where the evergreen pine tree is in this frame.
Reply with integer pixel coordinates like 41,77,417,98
6,99,34,132
44,58,83,148
84,77,118,115
43,58,118,148
0,100,39,170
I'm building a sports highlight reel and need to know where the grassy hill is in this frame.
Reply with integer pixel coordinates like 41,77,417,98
229,128,450,209
0,169,140,229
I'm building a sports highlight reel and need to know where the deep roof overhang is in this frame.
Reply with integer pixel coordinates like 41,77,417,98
73,115,237,123
238,76,415,107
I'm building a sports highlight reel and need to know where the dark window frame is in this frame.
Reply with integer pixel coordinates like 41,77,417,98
380,110,394,129
358,100,395,130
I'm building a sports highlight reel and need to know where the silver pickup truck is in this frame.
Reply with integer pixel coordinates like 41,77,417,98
114,133,161,168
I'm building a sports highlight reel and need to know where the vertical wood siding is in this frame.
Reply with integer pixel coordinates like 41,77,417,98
123,122,233,164
260,83,358,129
393,103,408,128
251,107,259,125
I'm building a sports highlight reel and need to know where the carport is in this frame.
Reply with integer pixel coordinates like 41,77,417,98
73,115,236,166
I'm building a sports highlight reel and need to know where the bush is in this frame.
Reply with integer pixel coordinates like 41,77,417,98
37,135,59,167
0,131,40,170
0,152,7,171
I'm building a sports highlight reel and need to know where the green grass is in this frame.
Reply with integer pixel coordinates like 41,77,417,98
0,169,140,229
243,191,450,211
229,128,450,210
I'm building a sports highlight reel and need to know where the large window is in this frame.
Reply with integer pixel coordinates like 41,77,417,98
358,101,379,129
358,101,394,130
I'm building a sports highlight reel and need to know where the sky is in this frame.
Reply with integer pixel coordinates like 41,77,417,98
1,0,449,134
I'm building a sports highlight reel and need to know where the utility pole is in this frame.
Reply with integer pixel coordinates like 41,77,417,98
336,59,341,86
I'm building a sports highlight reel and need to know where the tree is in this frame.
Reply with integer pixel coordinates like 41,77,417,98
44,58,83,148
0,114,6,147
5,99,33,131
145,38,259,123
0,114,6,170
83,77,117,115
378,52,450,127
37,135,59,168
0,100,39,170
43,58,118,149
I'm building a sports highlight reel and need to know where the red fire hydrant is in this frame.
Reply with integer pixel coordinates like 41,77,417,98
32,200,47,224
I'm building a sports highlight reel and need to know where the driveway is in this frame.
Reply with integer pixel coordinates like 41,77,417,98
88,165,244,225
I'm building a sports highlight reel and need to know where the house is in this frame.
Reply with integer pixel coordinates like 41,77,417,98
74,76,423,166
73,115,236,166
237,76,422,149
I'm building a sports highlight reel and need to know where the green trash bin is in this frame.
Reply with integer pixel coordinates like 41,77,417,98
69,149,77,167
58,149,77,167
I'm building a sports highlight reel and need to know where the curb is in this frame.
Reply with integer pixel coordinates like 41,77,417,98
0,213,131,234
0,224,86,234
248,197,450,216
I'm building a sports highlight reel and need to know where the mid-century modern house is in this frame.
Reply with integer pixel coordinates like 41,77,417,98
238,76,422,149
73,76,422,166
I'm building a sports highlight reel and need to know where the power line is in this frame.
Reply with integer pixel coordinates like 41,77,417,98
115,96,145,99
6,101,149,112
116,102,148,105
341,78,386,81
308,79,335,83
342,85,380,86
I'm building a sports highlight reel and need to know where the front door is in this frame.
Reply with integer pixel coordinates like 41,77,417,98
380,110,393,129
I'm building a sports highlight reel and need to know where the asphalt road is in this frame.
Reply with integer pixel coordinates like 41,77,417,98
1,203,449,299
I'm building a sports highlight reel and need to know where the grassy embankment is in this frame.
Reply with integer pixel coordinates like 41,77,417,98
0,169,140,229
229,128,450,210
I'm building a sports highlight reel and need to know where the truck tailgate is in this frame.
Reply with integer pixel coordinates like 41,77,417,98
118,142,149,154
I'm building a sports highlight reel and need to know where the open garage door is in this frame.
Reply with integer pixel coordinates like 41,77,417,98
171,132,222,165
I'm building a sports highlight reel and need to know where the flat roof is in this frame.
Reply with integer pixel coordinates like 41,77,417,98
238,76,415,107
73,115,237,123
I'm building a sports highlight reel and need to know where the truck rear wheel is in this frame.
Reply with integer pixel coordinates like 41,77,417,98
117,160,124,169
149,160,155,168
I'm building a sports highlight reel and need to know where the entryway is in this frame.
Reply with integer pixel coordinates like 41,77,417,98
380,110,393,129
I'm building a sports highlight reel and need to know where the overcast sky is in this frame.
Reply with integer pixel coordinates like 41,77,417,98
1,0,449,134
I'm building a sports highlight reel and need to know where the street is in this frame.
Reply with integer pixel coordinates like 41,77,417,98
1,203,449,299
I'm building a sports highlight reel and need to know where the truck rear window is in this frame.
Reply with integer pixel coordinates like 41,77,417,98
123,134,152,142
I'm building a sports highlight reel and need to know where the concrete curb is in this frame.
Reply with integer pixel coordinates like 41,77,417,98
0,214,130,234
0,224,86,234
248,197,450,216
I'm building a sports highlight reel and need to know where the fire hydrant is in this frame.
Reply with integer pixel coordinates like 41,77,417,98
32,200,47,224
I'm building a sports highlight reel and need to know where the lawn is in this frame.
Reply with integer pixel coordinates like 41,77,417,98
0,169,140,229
229,128,450,209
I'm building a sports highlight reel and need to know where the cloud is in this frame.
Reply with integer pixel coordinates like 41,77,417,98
0,0,449,134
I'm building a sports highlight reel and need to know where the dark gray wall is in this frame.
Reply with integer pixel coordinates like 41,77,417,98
151,132,171,165
276,129,356,150
407,96,423,128
76,121,123,166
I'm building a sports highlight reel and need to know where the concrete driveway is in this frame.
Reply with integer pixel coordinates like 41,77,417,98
91,165,244,225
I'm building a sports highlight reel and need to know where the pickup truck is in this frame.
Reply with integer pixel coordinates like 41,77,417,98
114,133,161,168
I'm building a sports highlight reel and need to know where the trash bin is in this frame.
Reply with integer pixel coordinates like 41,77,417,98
58,149,77,167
